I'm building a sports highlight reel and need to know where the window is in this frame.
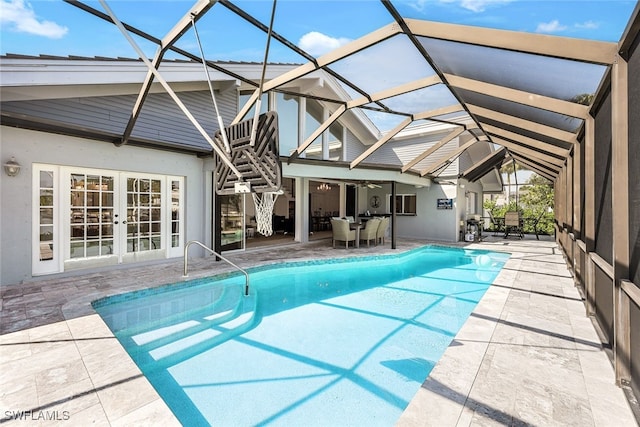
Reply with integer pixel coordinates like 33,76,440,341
304,100,324,160
171,179,181,248
32,165,60,275
275,92,299,156
239,91,268,121
220,194,245,251
467,191,477,215
328,120,344,161
392,194,417,215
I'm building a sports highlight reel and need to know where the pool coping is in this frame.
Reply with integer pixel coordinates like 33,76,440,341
397,242,637,426
1,238,636,426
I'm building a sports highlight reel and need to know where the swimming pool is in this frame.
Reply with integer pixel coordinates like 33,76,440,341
94,245,508,426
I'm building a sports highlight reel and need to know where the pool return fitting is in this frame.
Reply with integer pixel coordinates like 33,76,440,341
183,240,250,296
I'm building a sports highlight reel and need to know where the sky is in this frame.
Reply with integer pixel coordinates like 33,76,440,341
1,0,637,136
0,0,638,62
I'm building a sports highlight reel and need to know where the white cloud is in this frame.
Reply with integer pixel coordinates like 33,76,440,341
536,20,568,33
298,31,351,57
459,0,511,13
575,20,599,30
408,0,512,13
0,0,68,39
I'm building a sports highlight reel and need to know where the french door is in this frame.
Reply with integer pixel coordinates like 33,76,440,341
32,165,184,275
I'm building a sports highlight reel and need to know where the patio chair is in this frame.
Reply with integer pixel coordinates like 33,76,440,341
504,211,523,239
359,218,380,247
488,211,503,236
330,218,356,248
376,217,390,245
530,209,547,240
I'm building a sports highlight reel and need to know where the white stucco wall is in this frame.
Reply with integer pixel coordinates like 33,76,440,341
364,183,461,242
0,126,208,285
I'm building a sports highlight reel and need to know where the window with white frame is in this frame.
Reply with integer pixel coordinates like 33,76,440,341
467,191,477,215
391,194,417,215
32,164,60,275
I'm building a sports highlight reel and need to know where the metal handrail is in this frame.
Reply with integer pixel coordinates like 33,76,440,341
183,240,250,296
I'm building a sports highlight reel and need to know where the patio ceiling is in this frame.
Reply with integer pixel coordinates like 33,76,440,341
65,0,624,183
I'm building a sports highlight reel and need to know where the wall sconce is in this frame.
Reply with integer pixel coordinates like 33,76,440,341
3,157,21,177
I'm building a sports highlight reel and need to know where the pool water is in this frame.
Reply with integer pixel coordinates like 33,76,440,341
94,246,508,426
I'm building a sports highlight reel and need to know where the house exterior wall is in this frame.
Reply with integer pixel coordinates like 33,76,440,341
364,183,462,242
344,128,367,162
0,126,208,285
396,183,458,242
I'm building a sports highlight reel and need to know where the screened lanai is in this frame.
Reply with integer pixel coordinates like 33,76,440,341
4,0,640,416
60,0,616,180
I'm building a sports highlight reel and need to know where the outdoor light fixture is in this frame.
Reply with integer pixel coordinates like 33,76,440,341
3,157,21,177
317,182,331,192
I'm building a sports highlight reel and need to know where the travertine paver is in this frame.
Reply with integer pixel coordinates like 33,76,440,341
397,239,638,427
1,237,637,426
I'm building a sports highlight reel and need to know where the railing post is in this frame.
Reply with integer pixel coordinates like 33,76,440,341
183,240,250,296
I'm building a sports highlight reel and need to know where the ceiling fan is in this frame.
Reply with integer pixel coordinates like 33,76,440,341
354,181,382,189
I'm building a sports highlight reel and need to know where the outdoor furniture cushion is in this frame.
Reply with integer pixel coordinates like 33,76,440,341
330,218,356,248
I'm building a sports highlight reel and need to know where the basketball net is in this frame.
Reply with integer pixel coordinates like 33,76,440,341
252,192,279,236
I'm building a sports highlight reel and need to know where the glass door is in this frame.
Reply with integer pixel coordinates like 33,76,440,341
220,194,245,251
120,175,165,263
68,172,118,263
35,167,184,274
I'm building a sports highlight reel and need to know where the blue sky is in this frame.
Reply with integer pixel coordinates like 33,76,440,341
1,0,637,62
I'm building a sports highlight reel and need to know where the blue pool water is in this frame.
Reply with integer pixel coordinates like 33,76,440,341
94,245,508,426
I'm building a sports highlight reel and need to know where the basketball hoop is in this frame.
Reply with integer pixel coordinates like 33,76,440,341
251,191,281,236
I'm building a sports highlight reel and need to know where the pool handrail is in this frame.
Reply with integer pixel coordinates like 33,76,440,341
183,240,250,296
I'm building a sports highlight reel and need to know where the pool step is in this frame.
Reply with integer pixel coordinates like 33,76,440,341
133,293,259,372
130,289,254,352
115,282,245,337
148,311,255,360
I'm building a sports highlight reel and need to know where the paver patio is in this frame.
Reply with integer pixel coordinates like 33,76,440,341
1,237,637,426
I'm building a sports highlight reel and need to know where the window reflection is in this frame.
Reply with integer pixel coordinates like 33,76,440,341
126,178,162,254
39,170,55,261
276,92,299,156
329,121,343,161
220,194,244,251
171,180,180,248
304,100,323,160
393,194,417,215
69,173,115,258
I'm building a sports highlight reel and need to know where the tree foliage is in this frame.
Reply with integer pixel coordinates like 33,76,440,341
483,173,555,235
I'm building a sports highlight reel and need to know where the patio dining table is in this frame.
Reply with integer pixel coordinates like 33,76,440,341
349,222,362,248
